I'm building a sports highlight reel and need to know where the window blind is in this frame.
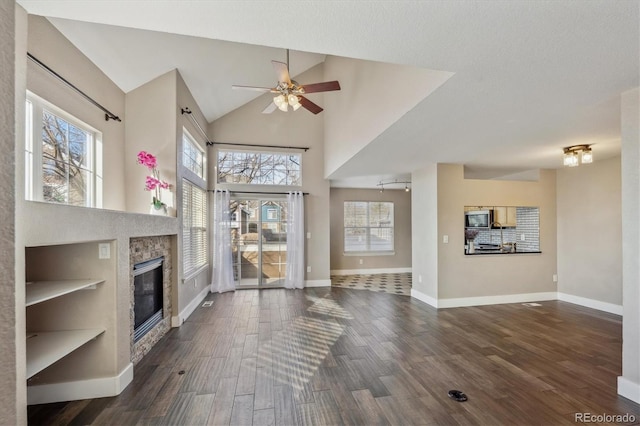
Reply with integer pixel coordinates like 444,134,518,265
182,179,207,276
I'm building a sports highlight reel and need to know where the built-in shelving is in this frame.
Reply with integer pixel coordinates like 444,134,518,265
26,329,105,379
26,279,104,307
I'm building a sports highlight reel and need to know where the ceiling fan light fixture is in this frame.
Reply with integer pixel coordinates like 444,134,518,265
292,102,302,111
273,94,285,107
288,94,300,106
277,102,288,112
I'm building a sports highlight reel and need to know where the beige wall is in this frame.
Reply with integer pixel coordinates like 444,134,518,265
620,88,640,402
26,16,126,211
210,64,331,284
330,188,411,272
411,164,439,301
1,2,17,424
437,164,557,299
124,70,177,214
557,156,622,305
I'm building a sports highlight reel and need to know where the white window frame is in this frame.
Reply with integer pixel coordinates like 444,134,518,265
343,201,395,255
182,128,206,182
216,148,302,188
25,91,103,208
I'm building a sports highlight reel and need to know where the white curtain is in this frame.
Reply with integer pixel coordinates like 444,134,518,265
284,191,305,289
211,189,235,293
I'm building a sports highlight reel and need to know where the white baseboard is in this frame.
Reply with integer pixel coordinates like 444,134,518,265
330,267,412,276
557,293,623,316
171,286,210,327
437,292,557,309
618,376,640,404
27,362,133,405
305,279,331,287
410,288,438,308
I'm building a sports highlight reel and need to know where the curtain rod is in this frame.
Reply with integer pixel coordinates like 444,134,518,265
27,52,122,122
181,107,213,145
180,106,309,152
209,190,308,196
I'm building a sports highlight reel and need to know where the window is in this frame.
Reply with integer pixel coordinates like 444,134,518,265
217,149,301,186
182,179,207,276
183,129,206,180
266,208,278,220
344,201,394,253
25,92,102,207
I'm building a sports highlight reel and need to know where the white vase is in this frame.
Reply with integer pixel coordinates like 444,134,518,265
150,203,167,215
467,240,475,254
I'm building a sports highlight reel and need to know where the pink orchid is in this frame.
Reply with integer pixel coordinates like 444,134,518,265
138,151,170,209
137,151,157,170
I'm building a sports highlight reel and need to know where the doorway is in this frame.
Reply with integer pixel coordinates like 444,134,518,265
230,198,288,288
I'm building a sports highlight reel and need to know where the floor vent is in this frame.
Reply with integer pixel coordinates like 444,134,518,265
202,301,214,307
522,302,542,307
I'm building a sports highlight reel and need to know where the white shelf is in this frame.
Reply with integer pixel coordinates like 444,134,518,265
26,329,105,379
26,279,104,307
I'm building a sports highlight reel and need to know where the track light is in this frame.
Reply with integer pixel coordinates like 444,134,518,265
563,145,593,167
376,179,411,192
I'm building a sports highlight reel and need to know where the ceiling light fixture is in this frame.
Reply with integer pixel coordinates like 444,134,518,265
273,93,301,112
377,179,411,193
563,145,593,167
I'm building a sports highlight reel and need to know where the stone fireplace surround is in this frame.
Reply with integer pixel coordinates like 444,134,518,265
130,236,173,364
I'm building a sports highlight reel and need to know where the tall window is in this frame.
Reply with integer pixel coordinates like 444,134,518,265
217,149,301,186
344,201,394,253
182,179,207,277
183,129,206,180
25,92,102,207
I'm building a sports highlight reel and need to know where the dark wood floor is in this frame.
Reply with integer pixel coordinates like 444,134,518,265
29,287,640,425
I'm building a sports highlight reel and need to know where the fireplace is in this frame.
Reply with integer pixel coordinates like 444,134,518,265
133,257,164,342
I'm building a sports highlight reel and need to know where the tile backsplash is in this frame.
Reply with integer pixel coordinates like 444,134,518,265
469,207,540,252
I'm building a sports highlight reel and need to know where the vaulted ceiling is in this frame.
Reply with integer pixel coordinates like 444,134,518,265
17,1,639,185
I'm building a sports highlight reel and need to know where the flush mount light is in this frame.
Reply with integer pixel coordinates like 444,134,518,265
563,145,593,167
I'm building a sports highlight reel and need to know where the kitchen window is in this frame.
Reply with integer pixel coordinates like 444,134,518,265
344,201,394,254
25,92,102,207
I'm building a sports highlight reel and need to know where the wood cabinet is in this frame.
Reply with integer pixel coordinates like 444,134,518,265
493,206,517,227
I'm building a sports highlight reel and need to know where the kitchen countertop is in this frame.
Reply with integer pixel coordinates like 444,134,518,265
466,249,541,255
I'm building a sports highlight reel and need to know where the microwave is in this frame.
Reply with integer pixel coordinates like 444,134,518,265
465,210,492,228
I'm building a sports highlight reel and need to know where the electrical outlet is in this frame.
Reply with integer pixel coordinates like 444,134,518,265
443,235,449,244
553,274,558,282
98,243,110,259
307,266,311,273
307,232,311,239
359,259,363,265
418,275,423,283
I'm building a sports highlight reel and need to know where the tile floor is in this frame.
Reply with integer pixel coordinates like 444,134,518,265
330,272,412,296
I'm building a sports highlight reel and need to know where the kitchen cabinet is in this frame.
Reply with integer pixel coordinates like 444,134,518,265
493,206,517,227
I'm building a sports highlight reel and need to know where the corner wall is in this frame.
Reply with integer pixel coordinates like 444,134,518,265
556,156,622,312
619,87,640,403
330,188,411,273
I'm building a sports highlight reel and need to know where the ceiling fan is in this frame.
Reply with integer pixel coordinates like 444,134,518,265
232,49,340,115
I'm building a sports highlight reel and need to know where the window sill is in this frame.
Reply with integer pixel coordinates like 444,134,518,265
343,251,395,257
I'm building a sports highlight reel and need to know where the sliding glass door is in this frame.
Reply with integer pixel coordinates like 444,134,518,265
230,198,288,288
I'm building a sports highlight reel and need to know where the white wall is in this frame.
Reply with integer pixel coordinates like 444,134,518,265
411,164,439,306
0,2,17,424
619,87,640,403
557,156,622,310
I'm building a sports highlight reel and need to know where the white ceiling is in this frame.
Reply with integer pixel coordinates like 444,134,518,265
17,1,639,186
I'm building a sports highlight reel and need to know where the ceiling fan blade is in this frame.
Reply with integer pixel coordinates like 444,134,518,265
301,81,341,94
272,61,291,84
298,96,323,115
262,102,277,114
232,85,277,92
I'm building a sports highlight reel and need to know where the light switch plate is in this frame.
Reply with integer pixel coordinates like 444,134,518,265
443,235,449,244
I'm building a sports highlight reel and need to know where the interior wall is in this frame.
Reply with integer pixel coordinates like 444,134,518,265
437,164,557,300
411,164,439,303
0,2,17,424
556,156,622,306
26,15,126,211
210,63,331,284
124,70,177,215
620,87,640,403
329,188,411,272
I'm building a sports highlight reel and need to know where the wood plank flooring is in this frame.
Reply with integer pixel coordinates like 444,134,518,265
28,288,640,425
